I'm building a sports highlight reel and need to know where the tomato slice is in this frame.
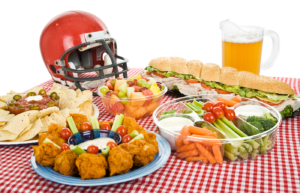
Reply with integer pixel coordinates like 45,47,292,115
258,99,284,106
201,82,212,90
146,72,152,75
186,79,201,83
152,71,166,78
215,88,231,94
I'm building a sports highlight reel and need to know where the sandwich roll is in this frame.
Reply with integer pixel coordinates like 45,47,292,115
220,67,239,86
170,57,188,74
257,75,295,95
148,57,171,72
201,63,221,82
238,71,260,90
186,60,204,78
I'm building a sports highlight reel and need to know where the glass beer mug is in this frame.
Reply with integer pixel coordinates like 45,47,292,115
220,20,280,75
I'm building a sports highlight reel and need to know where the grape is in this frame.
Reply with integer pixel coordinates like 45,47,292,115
120,97,128,104
100,86,109,95
156,82,162,85
140,87,148,92
106,90,113,96
141,82,151,89
157,84,162,89
127,81,134,87
137,79,147,86
118,91,126,98
110,79,116,87
161,85,165,91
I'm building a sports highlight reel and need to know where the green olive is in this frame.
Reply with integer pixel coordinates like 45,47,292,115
39,89,46,95
30,100,36,104
13,95,22,101
47,101,56,107
8,103,14,107
17,105,25,109
29,104,40,110
50,92,58,100
26,92,36,97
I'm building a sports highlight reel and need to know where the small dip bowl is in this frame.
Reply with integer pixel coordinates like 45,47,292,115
68,129,122,152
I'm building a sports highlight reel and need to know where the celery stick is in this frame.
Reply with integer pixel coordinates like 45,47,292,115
130,130,139,138
250,149,259,158
242,143,253,153
214,119,243,148
129,134,144,143
193,99,204,109
111,114,124,132
102,146,110,157
90,116,99,129
225,144,239,155
43,138,61,149
67,116,78,134
224,150,238,161
70,145,86,155
238,146,249,159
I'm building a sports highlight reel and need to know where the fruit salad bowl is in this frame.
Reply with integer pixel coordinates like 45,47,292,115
98,76,168,119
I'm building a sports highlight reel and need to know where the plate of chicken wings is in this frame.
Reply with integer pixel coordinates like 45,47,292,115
30,132,170,186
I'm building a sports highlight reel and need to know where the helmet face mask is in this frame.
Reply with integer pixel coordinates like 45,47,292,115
40,11,128,94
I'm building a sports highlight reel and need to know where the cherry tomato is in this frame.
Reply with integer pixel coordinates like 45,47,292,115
202,102,214,112
122,134,132,143
225,108,236,121
203,112,216,124
101,123,111,130
214,101,226,110
87,145,99,154
60,128,72,140
61,143,70,151
116,125,127,138
212,107,224,119
81,122,92,131
107,141,118,150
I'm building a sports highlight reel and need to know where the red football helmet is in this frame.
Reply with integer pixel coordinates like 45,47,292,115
40,10,128,95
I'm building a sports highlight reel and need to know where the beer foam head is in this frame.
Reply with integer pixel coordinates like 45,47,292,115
222,25,264,43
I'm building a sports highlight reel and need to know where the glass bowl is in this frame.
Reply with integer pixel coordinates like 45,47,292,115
99,83,168,119
153,95,282,163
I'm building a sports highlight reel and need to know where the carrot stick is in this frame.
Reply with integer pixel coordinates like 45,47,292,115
176,149,198,159
183,139,191,145
196,143,216,164
175,136,185,147
206,146,212,152
187,136,222,146
230,95,242,102
180,125,191,136
188,126,212,135
176,143,196,153
191,135,219,140
186,156,208,162
206,132,218,138
212,145,223,164
217,97,238,107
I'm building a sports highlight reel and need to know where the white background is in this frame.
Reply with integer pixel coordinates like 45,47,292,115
0,0,299,95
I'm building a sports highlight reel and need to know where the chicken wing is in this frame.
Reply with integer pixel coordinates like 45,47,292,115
76,153,108,180
140,130,159,153
68,113,89,132
108,146,133,176
119,143,140,157
130,139,157,167
32,142,61,167
54,150,79,176
38,123,66,147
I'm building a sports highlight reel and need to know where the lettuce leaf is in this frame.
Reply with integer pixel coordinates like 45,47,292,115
257,91,289,102
290,94,300,99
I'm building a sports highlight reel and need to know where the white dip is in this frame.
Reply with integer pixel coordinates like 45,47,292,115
26,95,43,102
159,117,193,132
78,138,115,150
235,105,270,117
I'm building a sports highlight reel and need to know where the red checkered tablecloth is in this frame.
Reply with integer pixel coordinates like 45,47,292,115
1,68,300,193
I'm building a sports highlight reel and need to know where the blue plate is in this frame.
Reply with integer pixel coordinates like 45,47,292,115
30,132,171,186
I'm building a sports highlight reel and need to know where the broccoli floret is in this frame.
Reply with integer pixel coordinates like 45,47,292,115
246,115,262,123
259,119,276,131
280,105,293,119
239,122,260,136
263,113,277,123
248,122,264,132
247,113,277,131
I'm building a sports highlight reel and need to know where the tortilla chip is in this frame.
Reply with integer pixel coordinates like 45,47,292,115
77,90,93,101
69,108,80,114
0,113,30,135
7,90,18,95
62,87,77,99
75,89,81,97
38,107,59,118
21,110,39,123
0,130,18,141
78,100,93,116
18,123,33,137
25,86,44,94
59,108,70,119
0,114,15,123
40,116,56,133
0,94,15,103
0,101,7,109
50,112,66,127
10,119,43,142
0,109,10,115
